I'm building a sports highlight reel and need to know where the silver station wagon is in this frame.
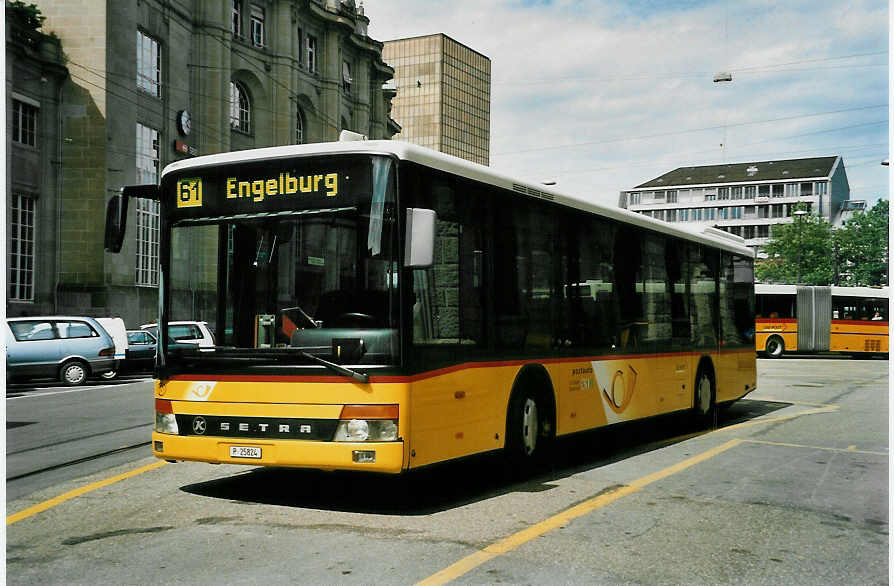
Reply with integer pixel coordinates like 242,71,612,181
5,316,118,386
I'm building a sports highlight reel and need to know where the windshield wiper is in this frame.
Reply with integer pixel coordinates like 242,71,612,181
297,350,369,383
169,346,370,383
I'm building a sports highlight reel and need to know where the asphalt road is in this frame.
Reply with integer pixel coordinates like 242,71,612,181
5,357,889,585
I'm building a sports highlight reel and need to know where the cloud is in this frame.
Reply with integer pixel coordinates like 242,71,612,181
365,0,888,206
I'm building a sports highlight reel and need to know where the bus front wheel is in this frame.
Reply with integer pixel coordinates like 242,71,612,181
505,388,553,474
765,336,785,358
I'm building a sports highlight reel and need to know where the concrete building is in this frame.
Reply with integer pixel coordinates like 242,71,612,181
6,5,68,316
619,156,851,255
383,34,490,165
10,0,398,325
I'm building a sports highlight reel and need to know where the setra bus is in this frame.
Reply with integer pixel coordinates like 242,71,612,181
105,138,757,474
755,284,889,358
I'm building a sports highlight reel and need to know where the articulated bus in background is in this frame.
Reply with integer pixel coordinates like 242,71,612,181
105,138,756,475
755,284,889,358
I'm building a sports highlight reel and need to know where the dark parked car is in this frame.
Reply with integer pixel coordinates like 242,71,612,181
121,329,157,373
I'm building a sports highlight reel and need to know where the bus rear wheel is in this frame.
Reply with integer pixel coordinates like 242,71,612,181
692,367,716,429
765,336,785,358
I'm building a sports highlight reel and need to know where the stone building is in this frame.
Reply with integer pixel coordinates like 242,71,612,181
6,4,68,317
11,0,398,325
383,34,491,165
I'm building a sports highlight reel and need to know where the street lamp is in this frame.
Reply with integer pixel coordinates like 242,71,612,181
793,209,808,284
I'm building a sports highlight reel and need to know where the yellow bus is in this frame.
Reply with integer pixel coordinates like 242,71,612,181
105,138,756,474
755,284,889,358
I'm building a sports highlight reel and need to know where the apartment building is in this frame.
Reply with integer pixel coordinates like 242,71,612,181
383,34,491,165
619,156,850,255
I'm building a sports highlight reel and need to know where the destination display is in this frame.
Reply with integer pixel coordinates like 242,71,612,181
163,154,376,221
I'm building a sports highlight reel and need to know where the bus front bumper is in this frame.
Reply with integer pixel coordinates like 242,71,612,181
152,432,405,474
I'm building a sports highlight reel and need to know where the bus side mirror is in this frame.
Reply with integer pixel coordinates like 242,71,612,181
104,194,129,253
405,208,436,268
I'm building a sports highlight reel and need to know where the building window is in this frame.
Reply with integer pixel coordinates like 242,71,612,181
772,184,784,197
756,225,769,238
718,187,729,200
785,183,798,197
297,28,304,67
11,99,38,147
250,5,264,47
135,123,160,286
135,198,159,287
296,107,305,144
679,208,689,221
307,35,317,72
342,61,352,94
9,194,35,301
666,190,677,203
705,193,716,201
744,186,756,199
628,192,641,205
771,204,784,218
232,0,242,36
815,182,827,196
137,31,161,97
730,186,743,200
743,225,755,239
758,185,770,198
800,182,813,196
229,81,251,133
758,206,769,219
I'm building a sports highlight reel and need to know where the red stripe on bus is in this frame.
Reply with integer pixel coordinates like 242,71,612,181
167,348,752,384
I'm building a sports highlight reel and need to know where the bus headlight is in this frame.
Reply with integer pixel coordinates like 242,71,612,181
155,399,179,434
334,419,398,442
333,404,399,442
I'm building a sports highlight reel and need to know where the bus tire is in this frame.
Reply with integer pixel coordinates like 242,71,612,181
505,386,554,475
765,336,785,358
692,364,716,429
60,360,89,386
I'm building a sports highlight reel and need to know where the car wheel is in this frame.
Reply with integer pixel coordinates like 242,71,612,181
765,336,784,358
60,360,89,386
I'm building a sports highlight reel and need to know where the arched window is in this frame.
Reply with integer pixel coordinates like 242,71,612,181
229,81,251,133
296,107,305,144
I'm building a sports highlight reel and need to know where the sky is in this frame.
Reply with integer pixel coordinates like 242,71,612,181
363,0,889,209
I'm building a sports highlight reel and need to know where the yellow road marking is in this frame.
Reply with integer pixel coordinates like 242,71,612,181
416,439,743,586
7,460,167,526
743,439,886,456
419,400,848,585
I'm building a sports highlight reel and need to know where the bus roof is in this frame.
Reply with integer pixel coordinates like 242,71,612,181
162,140,754,257
756,284,890,298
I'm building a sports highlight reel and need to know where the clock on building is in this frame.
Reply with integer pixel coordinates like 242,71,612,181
177,110,192,136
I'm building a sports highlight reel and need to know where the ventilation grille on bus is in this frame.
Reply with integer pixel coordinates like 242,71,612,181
512,183,555,201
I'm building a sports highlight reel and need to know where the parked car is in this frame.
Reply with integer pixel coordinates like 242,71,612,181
5,316,118,386
140,321,215,349
121,329,157,373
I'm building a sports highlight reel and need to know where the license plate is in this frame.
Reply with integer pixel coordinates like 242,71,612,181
229,446,262,459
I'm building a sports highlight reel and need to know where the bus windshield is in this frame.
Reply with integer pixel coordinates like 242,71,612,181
161,154,398,373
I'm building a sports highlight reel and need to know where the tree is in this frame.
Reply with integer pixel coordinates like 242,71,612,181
6,2,47,48
755,206,834,285
834,199,888,286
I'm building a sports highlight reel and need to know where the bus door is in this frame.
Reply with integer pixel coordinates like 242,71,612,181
796,286,831,352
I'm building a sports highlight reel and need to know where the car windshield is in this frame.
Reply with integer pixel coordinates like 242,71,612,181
161,155,398,372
